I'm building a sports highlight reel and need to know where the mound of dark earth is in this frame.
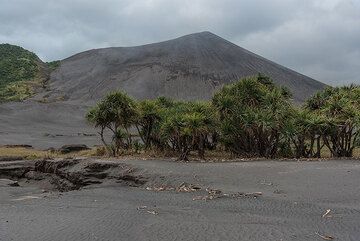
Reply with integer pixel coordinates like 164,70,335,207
46,31,325,103
0,158,150,192
0,32,326,148
0,158,210,193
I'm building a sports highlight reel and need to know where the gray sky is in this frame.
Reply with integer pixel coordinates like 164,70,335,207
1,0,359,85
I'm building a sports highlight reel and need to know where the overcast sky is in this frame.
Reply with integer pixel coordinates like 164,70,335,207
0,0,359,85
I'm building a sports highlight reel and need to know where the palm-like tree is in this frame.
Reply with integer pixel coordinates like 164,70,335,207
136,99,162,149
159,101,218,160
306,85,360,157
86,102,114,154
283,109,327,158
212,75,292,158
86,91,138,156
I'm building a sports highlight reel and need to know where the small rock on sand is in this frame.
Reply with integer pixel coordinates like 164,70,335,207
0,179,20,187
58,144,90,154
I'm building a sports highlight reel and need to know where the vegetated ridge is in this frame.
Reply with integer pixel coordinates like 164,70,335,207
0,44,52,102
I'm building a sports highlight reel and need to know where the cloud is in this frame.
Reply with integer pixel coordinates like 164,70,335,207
0,0,359,85
240,0,360,85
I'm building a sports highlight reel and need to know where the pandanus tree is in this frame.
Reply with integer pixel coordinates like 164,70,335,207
136,99,162,149
159,101,218,160
86,78,359,160
283,109,327,158
306,85,360,157
86,91,138,156
86,101,113,154
212,75,292,158
136,97,176,150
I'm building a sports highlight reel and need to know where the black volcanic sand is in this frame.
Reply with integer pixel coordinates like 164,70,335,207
0,101,98,149
1,159,360,241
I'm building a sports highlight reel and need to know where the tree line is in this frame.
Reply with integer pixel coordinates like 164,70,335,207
86,75,360,160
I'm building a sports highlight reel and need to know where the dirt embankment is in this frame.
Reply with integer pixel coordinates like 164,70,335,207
0,158,264,202
0,158,149,192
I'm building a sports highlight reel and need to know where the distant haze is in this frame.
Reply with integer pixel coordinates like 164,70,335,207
0,0,359,86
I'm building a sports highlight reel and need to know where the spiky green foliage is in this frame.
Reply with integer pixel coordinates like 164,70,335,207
158,101,218,160
212,75,293,157
136,99,163,149
305,85,360,157
283,108,328,158
86,91,138,156
87,75,359,160
0,44,46,102
46,60,61,70
136,98,218,160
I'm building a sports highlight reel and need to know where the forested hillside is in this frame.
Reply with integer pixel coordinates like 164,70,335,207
0,44,49,102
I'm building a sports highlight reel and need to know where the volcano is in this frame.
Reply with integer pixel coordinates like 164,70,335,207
0,32,326,148
47,31,325,104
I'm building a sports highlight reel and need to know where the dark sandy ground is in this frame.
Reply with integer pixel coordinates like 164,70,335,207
1,159,360,241
0,101,98,149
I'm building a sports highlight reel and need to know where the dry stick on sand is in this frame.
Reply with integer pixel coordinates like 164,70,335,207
137,206,158,215
322,209,332,218
177,182,201,192
315,232,334,240
145,183,262,201
146,210,158,215
260,180,273,186
145,182,201,193
315,210,335,240
193,188,262,201
137,206,148,210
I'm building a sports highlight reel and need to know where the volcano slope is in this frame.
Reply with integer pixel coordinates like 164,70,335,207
0,32,326,149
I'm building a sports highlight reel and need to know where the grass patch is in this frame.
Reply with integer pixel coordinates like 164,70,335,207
0,146,359,161
0,147,50,159
0,147,101,160
353,148,360,157
0,78,44,102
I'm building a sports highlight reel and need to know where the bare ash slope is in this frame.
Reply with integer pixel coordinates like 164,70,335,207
0,32,326,148
47,31,325,104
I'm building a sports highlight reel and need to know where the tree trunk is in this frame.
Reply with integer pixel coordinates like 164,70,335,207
314,136,321,158
198,135,205,159
99,127,114,157
179,147,190,161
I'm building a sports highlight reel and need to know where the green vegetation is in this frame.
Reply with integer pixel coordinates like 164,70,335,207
87,75,360,160
0,146,102,160
151,99,218,160
305,85,360,157
212,75,292,158
46,60,61,70
0,43,48,102
86,92,139,156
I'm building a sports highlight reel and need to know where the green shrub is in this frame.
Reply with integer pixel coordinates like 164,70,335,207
305,85,360,157
212,75,292,158
87,76,360,159
0,44,46,102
